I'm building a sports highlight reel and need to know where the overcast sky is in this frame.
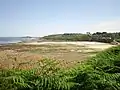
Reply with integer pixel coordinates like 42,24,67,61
0,0,120,37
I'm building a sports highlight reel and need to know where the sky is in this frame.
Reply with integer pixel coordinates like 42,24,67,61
0,0,120,37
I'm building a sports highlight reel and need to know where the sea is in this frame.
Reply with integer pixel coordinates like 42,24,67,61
0,37,35,44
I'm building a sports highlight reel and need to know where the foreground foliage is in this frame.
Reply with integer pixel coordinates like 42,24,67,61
0,46,120,90
71,46,120,90
0,59,73,90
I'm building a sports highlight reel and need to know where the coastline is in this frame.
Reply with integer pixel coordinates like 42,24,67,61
0,40,116,50
23,41,115,50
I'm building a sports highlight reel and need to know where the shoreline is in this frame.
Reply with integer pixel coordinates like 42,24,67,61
0,41,116,50
23,41,115,50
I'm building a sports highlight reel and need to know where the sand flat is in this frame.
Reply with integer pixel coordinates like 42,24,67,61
24,41,115,50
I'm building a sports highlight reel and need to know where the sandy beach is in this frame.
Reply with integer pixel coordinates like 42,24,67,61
23,41,115,50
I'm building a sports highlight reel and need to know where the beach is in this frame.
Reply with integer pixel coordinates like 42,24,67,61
23,41,115,50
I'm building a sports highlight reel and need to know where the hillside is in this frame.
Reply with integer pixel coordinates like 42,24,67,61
42,32,120,43
42,33,90,41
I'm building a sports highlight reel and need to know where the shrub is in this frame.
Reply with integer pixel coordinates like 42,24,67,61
71,46,120,90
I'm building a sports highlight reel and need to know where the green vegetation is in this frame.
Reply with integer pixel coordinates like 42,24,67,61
43,33,90,41
91,32,120,43
43,32,120,43
116,39,120,42
0,45,120,90
0,59,71,90
71,46,120,90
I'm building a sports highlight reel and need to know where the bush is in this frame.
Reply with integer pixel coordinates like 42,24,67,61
71,46,120,90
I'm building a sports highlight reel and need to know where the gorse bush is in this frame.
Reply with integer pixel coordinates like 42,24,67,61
0,46,120,90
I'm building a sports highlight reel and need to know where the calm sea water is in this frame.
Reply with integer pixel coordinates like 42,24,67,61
0,37,25,44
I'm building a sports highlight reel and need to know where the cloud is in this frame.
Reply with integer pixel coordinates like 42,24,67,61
89,20,120,33
24,19,120,36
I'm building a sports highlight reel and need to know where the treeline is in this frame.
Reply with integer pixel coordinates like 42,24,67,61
43,32,120,43
43,33,89,41
91,32,120,43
